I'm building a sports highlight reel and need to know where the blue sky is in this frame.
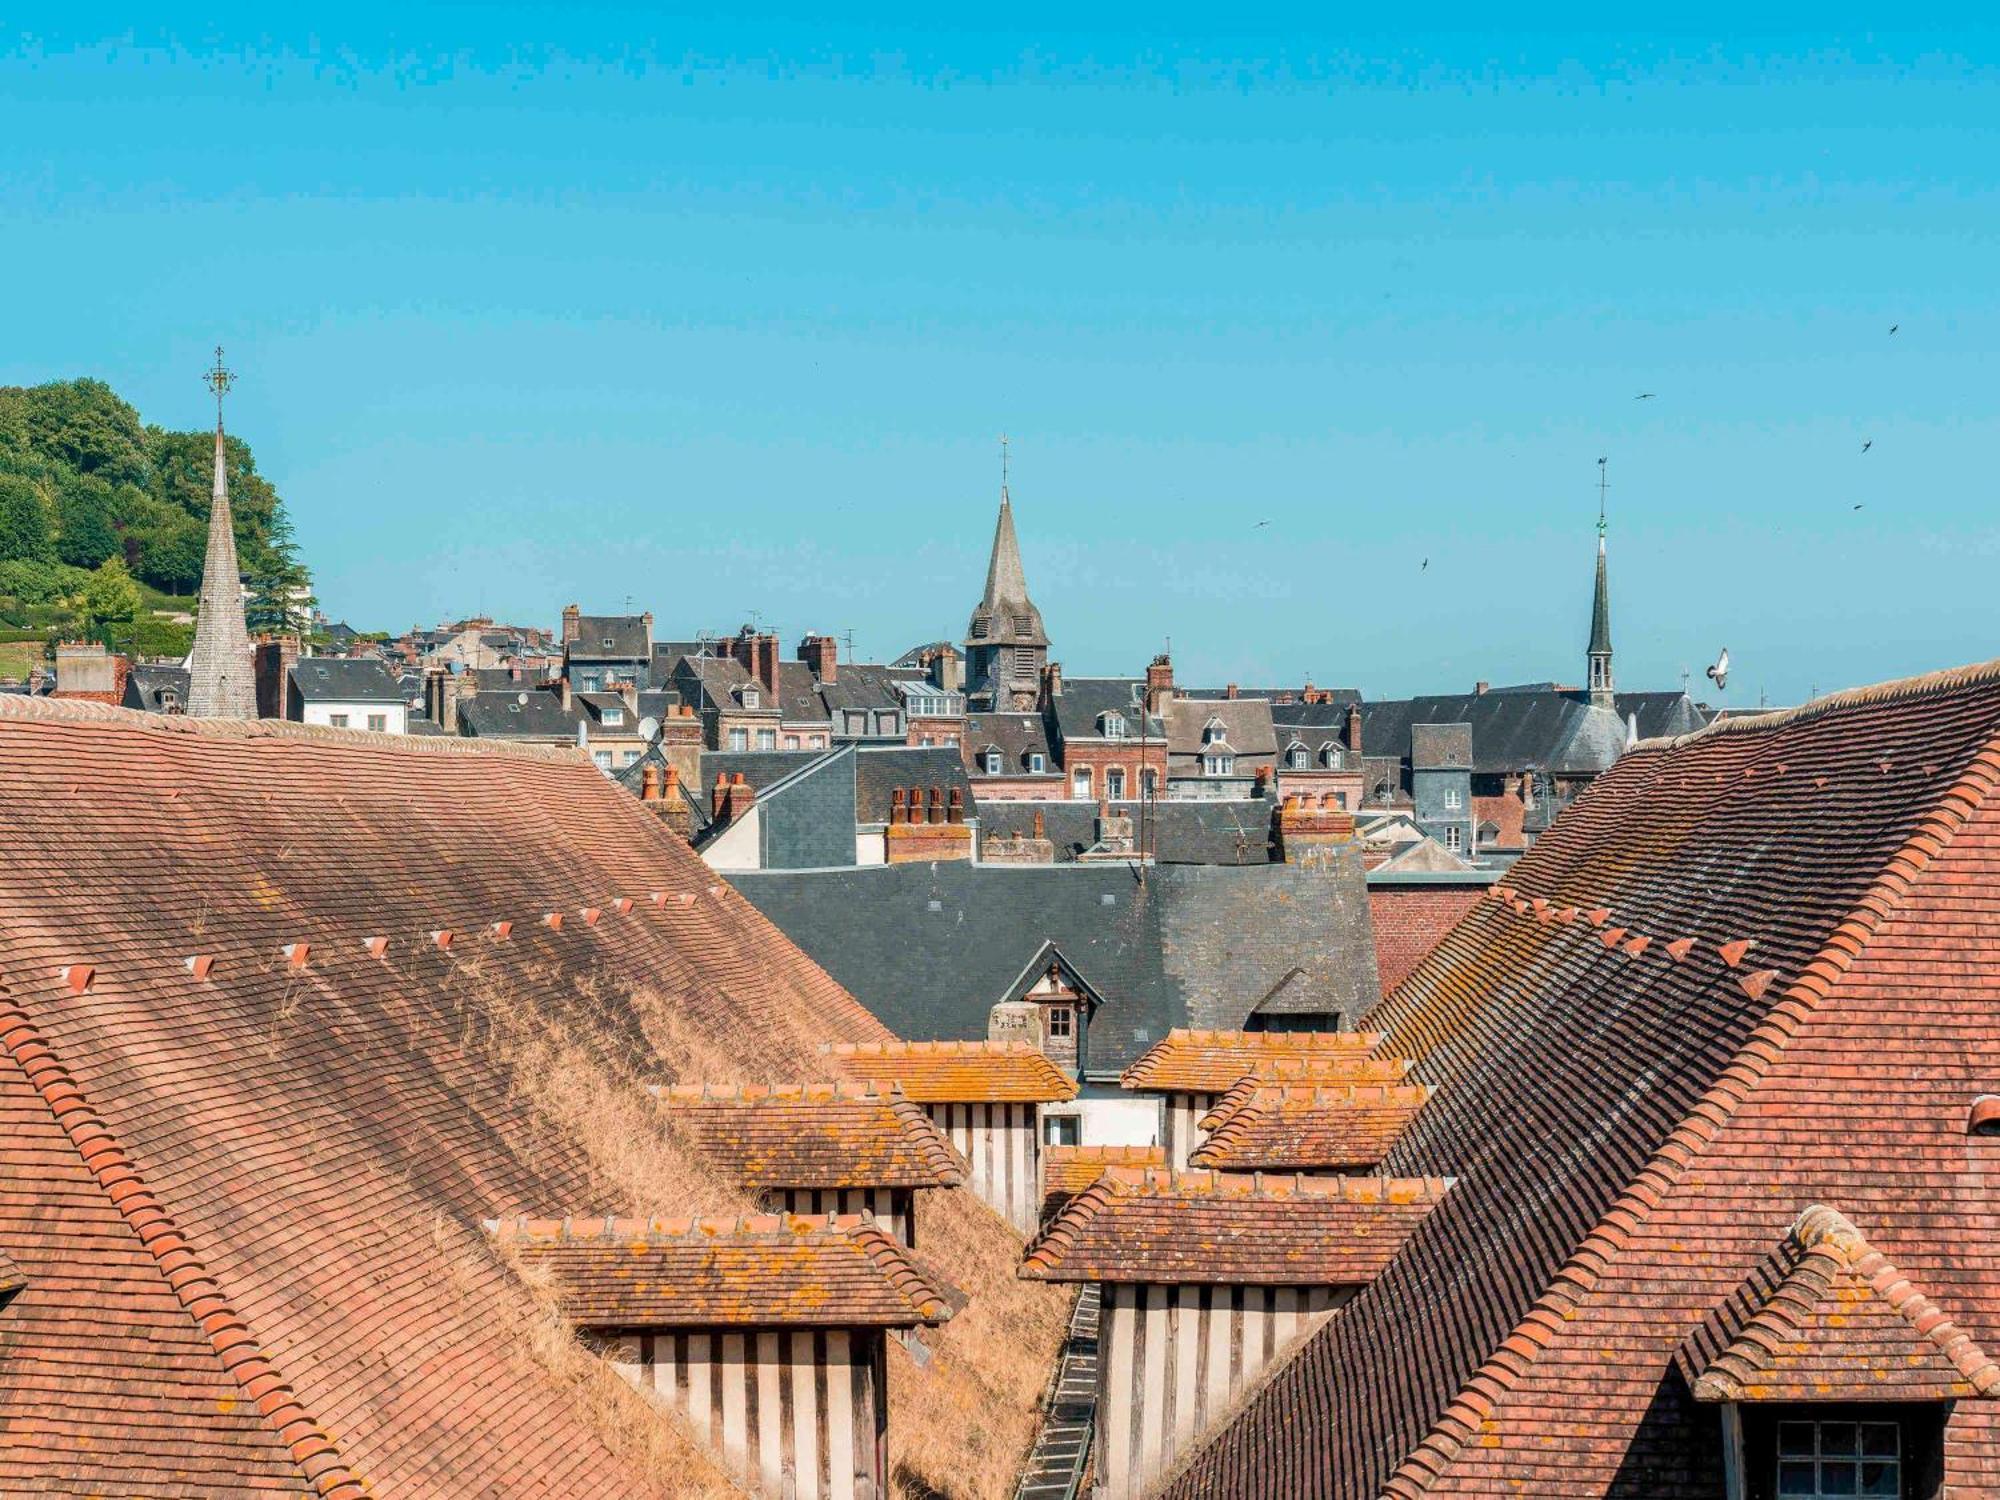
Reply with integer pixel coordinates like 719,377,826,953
2,9,1995,704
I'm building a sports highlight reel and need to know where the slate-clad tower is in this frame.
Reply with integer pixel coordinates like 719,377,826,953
186,348,257,719
1586,496,1614,713
964,471,1050,712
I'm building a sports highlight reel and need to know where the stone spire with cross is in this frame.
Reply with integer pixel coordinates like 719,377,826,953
1587,458,1615,712
185,347,258,718
964,434,1050,711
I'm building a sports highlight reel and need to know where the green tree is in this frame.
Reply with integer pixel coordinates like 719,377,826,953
135,511,207,594
81,558,142,645
0,474,54,564
22,380,151,488
56,472,119,568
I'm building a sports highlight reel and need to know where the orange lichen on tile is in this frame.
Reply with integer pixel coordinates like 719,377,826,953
1040,1144,1167,1205
488,1213,956,1327
1190,1082,1435,1171
822,1039,1079,1103
653,1080,965,1189
1121,1029,1382,1094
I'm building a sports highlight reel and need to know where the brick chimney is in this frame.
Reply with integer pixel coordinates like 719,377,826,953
640,611,654,654
887,783,973,863
1039,661,1063,708
616,680,638,717
561,604,581,644
890,787,908,825
645,764,693,840
754,633,781,699
1146,654,1175,714
798,634,838,684
925,644,962,693
1346,701,1363,757
557,675,573,711
1274,792,1356,866
712,772,730,821
425,666,458,732
1475,680,1490,696
253,635,301,719
1225,682,1239,700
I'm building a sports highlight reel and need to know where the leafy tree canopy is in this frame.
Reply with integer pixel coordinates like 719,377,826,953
82,557,142,641
0,378,303,597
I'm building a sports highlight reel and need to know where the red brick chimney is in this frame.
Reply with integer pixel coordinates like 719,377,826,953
755,634,781,699
712,772,730,821
890,787,907,825
927,785,945,825
1346,701,1363,757
1225,682,1239,700
1475,680,1490,696
948,787,965,824
1146,654,1175,714
561,604,581,644
798,634,838,684
1040,661,1063,707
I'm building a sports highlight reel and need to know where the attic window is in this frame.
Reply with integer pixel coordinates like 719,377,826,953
602,708,624,726
1099,893,1116,907
984,749,1002,775
601,637,615,648
1101,713,1127,740
926,899,943,912
1203,719,1226,745
1321,744,1342,768
741,688,760,708
1287,745,1308,769
1968,1095,2000,1136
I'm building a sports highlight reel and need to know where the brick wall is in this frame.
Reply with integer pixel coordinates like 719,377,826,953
1368,884,1485,996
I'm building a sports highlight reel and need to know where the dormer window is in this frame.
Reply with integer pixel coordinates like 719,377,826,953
1204,752,1234,776
1320,744,1342,768
1101,713,1127,740
984,749,1002,775
601,637,615,649
1287,745,1309,769
1029,752,1046,773
1203,719,1226,746
741,687,759,708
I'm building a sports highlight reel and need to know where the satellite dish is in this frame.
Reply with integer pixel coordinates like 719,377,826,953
516,691,528,706
637,715,660,742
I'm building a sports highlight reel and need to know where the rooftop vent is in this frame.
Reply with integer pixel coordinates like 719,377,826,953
1969,1096,2000,1137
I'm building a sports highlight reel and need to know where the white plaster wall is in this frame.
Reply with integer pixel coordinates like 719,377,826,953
300,701,408,734
701,807,763,871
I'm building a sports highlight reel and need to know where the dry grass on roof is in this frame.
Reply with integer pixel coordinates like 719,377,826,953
889,1189,1069,1500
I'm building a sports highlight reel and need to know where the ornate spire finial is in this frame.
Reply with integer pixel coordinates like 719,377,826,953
204,345,235,429
1596,456,1609,542
1000,432,1011,499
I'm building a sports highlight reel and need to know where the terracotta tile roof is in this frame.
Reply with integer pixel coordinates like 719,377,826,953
1020,1168,1449,1284
1120,1027,1382,1093
1196,1056,1413,1130
1160,660,2000,1500
488,1213,956,1327
1189,1082,1434,1171
1039,1143,1166,1205
822,1039,1080,1102
0,696,894,1496
1679,1205,2000,1403
0,1247,23,1297
654,1081,965,1189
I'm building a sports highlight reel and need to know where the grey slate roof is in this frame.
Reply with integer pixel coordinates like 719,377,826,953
964,711,1055,774
1184,686,1361,706
818,663,904,715
853,745,972,825
1164,698,1277,757
701,750,828,793
123,664,191,714
976,799,1277,866
1355,689,1711,778
964,494,1047,649
459,686,579,740
729,857,1381,1076
566,615,650,662
1049,678,1163,745
288,658,405,704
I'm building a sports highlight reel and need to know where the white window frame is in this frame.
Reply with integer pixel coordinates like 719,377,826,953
366,713,387,733
1029,752,1046,773
728,728,748,751
1105,768,1127,800
984,749,1003,775
1102,713,1127,740
1072,768,1092,800
1288,746,1308,769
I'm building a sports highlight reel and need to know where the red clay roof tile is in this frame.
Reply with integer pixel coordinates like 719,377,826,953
1120,1028,1382,1094
654,1081,965,1189
822,1039,1079,1102
1189,1082,1434,1171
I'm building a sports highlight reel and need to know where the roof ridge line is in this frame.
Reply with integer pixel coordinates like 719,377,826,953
1632,653,2000,753
0,986,365,1499
1381,732,2000,1496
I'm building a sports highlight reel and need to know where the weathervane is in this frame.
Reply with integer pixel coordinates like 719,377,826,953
204,345,235,426
1596,457,1609,540
1000,432,1011,498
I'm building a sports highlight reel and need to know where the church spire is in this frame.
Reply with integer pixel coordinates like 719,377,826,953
963,435,1050,710
1587,458,1614,711
185,347,258,719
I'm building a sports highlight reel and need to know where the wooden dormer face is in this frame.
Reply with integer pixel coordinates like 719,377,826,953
1022,958,1094,1069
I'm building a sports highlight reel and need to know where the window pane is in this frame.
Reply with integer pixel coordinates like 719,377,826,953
1777,1424,1815,1457
1859,1426,1898,1458
1777,1460,1817,1496
1821,1427,1859,1456
1859,1462,1898,1497
1820,1460,1858,1495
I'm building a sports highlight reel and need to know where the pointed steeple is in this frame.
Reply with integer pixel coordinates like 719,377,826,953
1587,460,1615,712
186,348,258,719
963,436,1050,710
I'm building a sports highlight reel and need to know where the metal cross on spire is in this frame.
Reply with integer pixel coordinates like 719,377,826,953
203,345,235,427
1596,456,1609,540
1000,432,1011,498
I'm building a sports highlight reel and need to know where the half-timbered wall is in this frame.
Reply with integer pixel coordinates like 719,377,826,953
603,1327,887,1500
1094,1283,1349,1499
1159,1091,1218,1170
762,1187,914,1248
925,1101,1038,1233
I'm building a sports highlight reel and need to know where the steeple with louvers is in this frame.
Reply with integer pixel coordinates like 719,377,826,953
186,349,257,719
963,475,1050,712
1586,509,1615,713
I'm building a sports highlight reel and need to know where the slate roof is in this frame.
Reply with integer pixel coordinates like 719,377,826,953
965,493,1047,648
822,1040,1078,1104
1164,697,1277,757
654,1082,965,1190
489,1214,955,1327
122,663,190,714
1021,1169,1450,1284
974,798,1279,865
964,710,1056,775
459,684,579,739
566,614,650,662
1048,678,1163,745
731,860,1383,1076
1356,688,1710,778
776,660,833,724
1187,686,1362,707
1188,1082,1433,1171
287,657,404,704
1163,660,2000,1499
0,694,894,1496
819,662,906,716
854,745,973,824
1121,1028,1382,1094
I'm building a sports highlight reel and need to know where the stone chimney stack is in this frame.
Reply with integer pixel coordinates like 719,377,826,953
561,604,581,644
1145,654,1175,714
1346,701,1364,758
1040,661,1063,708
253,635,301,720
425,667,458,732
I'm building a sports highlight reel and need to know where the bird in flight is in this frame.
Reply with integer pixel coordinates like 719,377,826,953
1421,558,1429,572
1853,503,1865,510
1634,393,1657,400
1862,440,1873,453
1253,520,1270,528
1889,324,1899,334
1706,648,1730,693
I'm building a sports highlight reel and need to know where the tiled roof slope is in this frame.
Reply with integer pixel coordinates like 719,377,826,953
822,1039,1079,1102
1022,1169,1449,1284
1162,661,2000,1499
1120,1028,1381,1094
0,696,891,1497
1679,1205,2000,1404
655,1081,966,1188
1039,1144,1166,1204
1189,1082,1433,1171
488,1214,955,1327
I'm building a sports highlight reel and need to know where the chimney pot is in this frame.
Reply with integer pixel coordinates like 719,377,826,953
928,785,945,824
1032,808,1046,838
948,787,965,824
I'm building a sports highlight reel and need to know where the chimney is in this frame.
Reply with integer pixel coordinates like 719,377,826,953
890,787,907,825
798,634,838,684
557,676,573,711
1040,661,1063,708
640,611,654,654
1146,654,1175,714
1475,680,1490,696
756,633,781,699
561,604,581,644
948,787,965,824
1346,701,1363,757
425,667,458,732
927,785,945,825
253,635,301,720
927,645,962,693
617,679,638,717
1225,682,1239,700
712,772,730,821
1032,808,1045,839
662,764,680,800
727,772,756,822
640,764,663,802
